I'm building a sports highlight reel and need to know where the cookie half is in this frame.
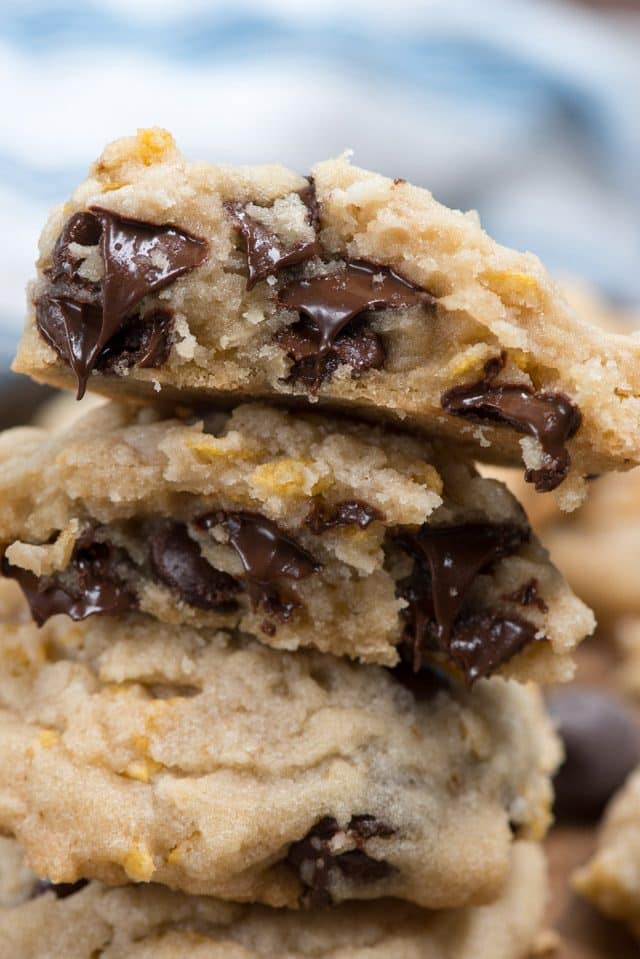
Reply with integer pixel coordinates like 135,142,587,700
14,129,640,508
0,610,559,909
0,402,594,683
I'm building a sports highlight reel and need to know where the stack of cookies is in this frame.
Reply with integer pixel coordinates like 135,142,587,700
0,128,638,958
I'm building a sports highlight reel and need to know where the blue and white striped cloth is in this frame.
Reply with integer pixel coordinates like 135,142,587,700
1,0,639,360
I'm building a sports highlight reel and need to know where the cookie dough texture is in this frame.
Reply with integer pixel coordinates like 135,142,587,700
0,839,547,959
574,768,640,937
0,401,594,681
0,608,560,908
15,128,640,508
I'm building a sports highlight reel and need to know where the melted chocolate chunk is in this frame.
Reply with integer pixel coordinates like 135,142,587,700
287,816,394,908
197,511,320,629
226,182,321,289
398,523,529,655
38,209,207,397
36,297,104,398
96,307,175,372
30,879,89,900
149,522,240,611
2,538,136,626
392,658,452,700
442,358,581,492
306,499,385,534
277,261,432,387
547,687,640,821
504,577,548,613
50,211,102,295
448,611,540,684
277,315,385,390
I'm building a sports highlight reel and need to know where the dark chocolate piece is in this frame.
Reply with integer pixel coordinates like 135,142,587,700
306,499,385,534
504,577,549,613
197,511,319,629
447,611,540,684
442,358,581,492
226,184,321,290
96,307,175,372
36,297,104,398
90,207,207,351
398,522,529,653
38,209,207,397
30,879,89,900
277,261,432,387
149,522,240,611
547,687,640,820
287,816,394,908
277,315,385,390
2,538,136,626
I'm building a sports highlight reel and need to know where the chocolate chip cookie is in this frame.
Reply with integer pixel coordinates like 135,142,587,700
0,838,547,959
0,402,594,683
0,607,559,908
14,129,640,509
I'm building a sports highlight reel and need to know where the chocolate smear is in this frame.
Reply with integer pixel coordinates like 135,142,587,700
2,538,137,626
277,316,385,390
442,357,581,492
198,511,320,629
38,209,207,397
226,181,321,289
287,816,394,908
277,260,432,387
149,522,240,611
547,687,640,821
30,879,89,901
306,499,385,534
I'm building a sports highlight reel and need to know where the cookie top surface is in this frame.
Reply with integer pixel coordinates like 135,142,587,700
0,595,560,907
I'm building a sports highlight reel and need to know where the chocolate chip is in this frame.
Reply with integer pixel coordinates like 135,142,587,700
2,538,137,626
277,315,385,390
306,500,385,534
95,307,175,372
547,687,640,821
392,659,452,700
197,511,319,630
36,297,104,398
277,260,432,388
148,522,240,611
287,816,394,908
442,357,581,492
504,577,548,613
30,879,89,900
38,210,207,398
397,522,529,665
447,610,540,684
226,182,321,290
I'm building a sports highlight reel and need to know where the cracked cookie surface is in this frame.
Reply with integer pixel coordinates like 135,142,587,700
0,603,559,908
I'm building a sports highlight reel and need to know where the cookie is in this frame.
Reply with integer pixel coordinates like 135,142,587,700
0,401,594,684
0,838,547,959
14,129,640,508
574,767,640,937
0,608,559,908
